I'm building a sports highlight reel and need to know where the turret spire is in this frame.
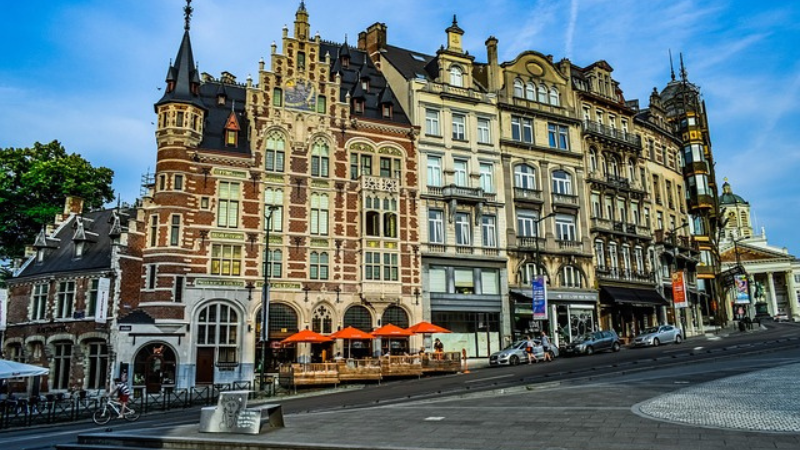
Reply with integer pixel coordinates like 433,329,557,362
184,0,193,31
669,49,675,81
679,52,688,81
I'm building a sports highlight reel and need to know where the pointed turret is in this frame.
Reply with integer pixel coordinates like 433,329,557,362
155,0,204,110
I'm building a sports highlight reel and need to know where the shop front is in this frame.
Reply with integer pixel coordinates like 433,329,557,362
510,289,599,347
599,286,668,342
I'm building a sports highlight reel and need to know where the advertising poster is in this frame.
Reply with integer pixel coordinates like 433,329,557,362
734,274,750,304
95,277,111,323
672,271,688,309
0,288,7,331
532,275,548,320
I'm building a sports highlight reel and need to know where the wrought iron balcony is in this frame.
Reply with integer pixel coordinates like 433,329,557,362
582,121,642,148
596,267,655,284
605,174,630,189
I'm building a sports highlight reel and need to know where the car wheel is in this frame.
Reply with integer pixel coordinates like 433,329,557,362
612,342,620,352
675,335,682,344
510,355,519,366
653,338,660,347
585,346,594,355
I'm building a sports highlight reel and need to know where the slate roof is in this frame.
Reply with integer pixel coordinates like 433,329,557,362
321,41,410,125
196,81,250,154
382,45,439,81
14,208,134,280
155,30,205,110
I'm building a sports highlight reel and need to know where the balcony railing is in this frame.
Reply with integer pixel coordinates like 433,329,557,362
582,121,642,148
507,97,579,119
596,267,655,284
424,184,492,203
516,236,545,250
552,193,579,206
513,187,543,202
605,174,630,189
420,82,491,102
556,239,581,250
422,242,501,257
361,176,400,193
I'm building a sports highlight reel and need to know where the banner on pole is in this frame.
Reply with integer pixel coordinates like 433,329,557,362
95,277,111,323
532,275,548,320
734,274,750,304
672,271,688,309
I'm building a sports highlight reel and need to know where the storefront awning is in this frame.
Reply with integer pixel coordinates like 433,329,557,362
510,289,598,303
600,286,669,307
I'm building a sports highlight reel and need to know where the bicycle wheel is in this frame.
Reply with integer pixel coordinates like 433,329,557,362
123,407,141,422
92,405,112,425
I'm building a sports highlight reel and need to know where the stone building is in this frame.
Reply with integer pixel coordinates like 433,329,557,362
719,180,800,320
636,89,704,337
3,197,143,394
479,45,597,345
361,18,509,356
128,2,416,390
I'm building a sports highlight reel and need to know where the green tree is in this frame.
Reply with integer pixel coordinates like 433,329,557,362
0,140,114,259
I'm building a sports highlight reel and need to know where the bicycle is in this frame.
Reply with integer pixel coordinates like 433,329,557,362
92,397,141,425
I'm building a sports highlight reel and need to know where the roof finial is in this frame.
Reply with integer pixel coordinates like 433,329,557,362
453,14,458,26
669,49,675,81
679,52,687,81
184,0,193,31
299,0,306,12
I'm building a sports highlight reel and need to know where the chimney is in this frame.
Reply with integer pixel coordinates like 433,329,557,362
64,196,84,215
485,36,499,91
364,22,387,61
358,31,367,51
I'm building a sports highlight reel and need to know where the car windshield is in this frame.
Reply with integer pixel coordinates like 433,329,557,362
573,334,593,343
642,327,659,334
504,341,525,351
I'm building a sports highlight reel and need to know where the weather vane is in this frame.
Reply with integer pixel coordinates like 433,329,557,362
184,0,193,31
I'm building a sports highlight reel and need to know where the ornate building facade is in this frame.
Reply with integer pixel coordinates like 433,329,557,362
129,2,417,390
364,18,509,355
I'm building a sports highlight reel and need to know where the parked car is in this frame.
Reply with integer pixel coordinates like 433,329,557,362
773,313,791,322
562,330,621,356
631,325,682,347
489,340,558,366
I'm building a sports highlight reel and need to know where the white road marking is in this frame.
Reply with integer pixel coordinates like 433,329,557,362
464,374,515,384
425,416,445,421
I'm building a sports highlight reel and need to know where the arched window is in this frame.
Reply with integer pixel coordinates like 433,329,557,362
52,341,73,390
514,164,537,190
739,210,749,227
595,240,605,269
265,303,299,336
520,263,547,285
312,305,333,334
589,148,598,173
537,84,548,103
549,87,560,106
514,79,524,98
365,206,380,237
627,159,636,181
608,156,619,177
197,303,240,365
449,65,464,87
525,82,536,100
343,306,373,330
560,265,583,288
552,170,572,195
381,305,409,328
310,251,329,280
132,343,177,389
311,140,329,177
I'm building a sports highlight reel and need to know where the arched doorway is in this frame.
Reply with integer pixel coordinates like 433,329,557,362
133,343,176,394
381,306,410,355
342,305,374,358
310,305,334,362
257,303,299,370
195,302,240,385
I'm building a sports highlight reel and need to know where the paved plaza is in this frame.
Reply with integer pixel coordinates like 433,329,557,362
87,354,800,450
636,362,800,433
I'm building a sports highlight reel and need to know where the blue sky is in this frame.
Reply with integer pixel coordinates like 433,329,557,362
1,0,798,252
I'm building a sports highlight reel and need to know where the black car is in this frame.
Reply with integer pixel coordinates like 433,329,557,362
562,330,621,355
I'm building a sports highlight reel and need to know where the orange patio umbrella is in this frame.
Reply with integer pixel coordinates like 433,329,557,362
406,321,451,334
372,323,412,356
279,329,333,345
330,326,373,359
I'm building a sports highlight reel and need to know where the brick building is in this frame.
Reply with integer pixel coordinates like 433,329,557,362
124,1,417,390
2,197,143,394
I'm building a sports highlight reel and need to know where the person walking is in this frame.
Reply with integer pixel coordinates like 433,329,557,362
525,336,538,363
540,331,553,362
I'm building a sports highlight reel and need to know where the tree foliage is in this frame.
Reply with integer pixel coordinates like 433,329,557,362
0,140,114,259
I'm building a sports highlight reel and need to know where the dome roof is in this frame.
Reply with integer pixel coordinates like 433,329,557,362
719,179,748,206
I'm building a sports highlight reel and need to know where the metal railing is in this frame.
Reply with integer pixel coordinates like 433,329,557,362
582,121,642,147
0,382,257,430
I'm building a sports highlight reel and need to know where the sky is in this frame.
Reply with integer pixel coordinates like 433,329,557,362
1,0,798,253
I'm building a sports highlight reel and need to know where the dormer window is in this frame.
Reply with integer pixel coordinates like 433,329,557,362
361,78,370,92
354,99,364,114
226,130,238,147
217,93,226,106
382,104,393,119
342,56,350,68
37,248,44,263
449,66,464,87
224,111,240,148
75,241,84,259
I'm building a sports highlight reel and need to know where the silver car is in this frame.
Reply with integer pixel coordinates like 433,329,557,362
632,325,682,347
489,340,558,366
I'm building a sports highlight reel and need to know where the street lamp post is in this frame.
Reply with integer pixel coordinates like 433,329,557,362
260,205,278,391
668,222,691,337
